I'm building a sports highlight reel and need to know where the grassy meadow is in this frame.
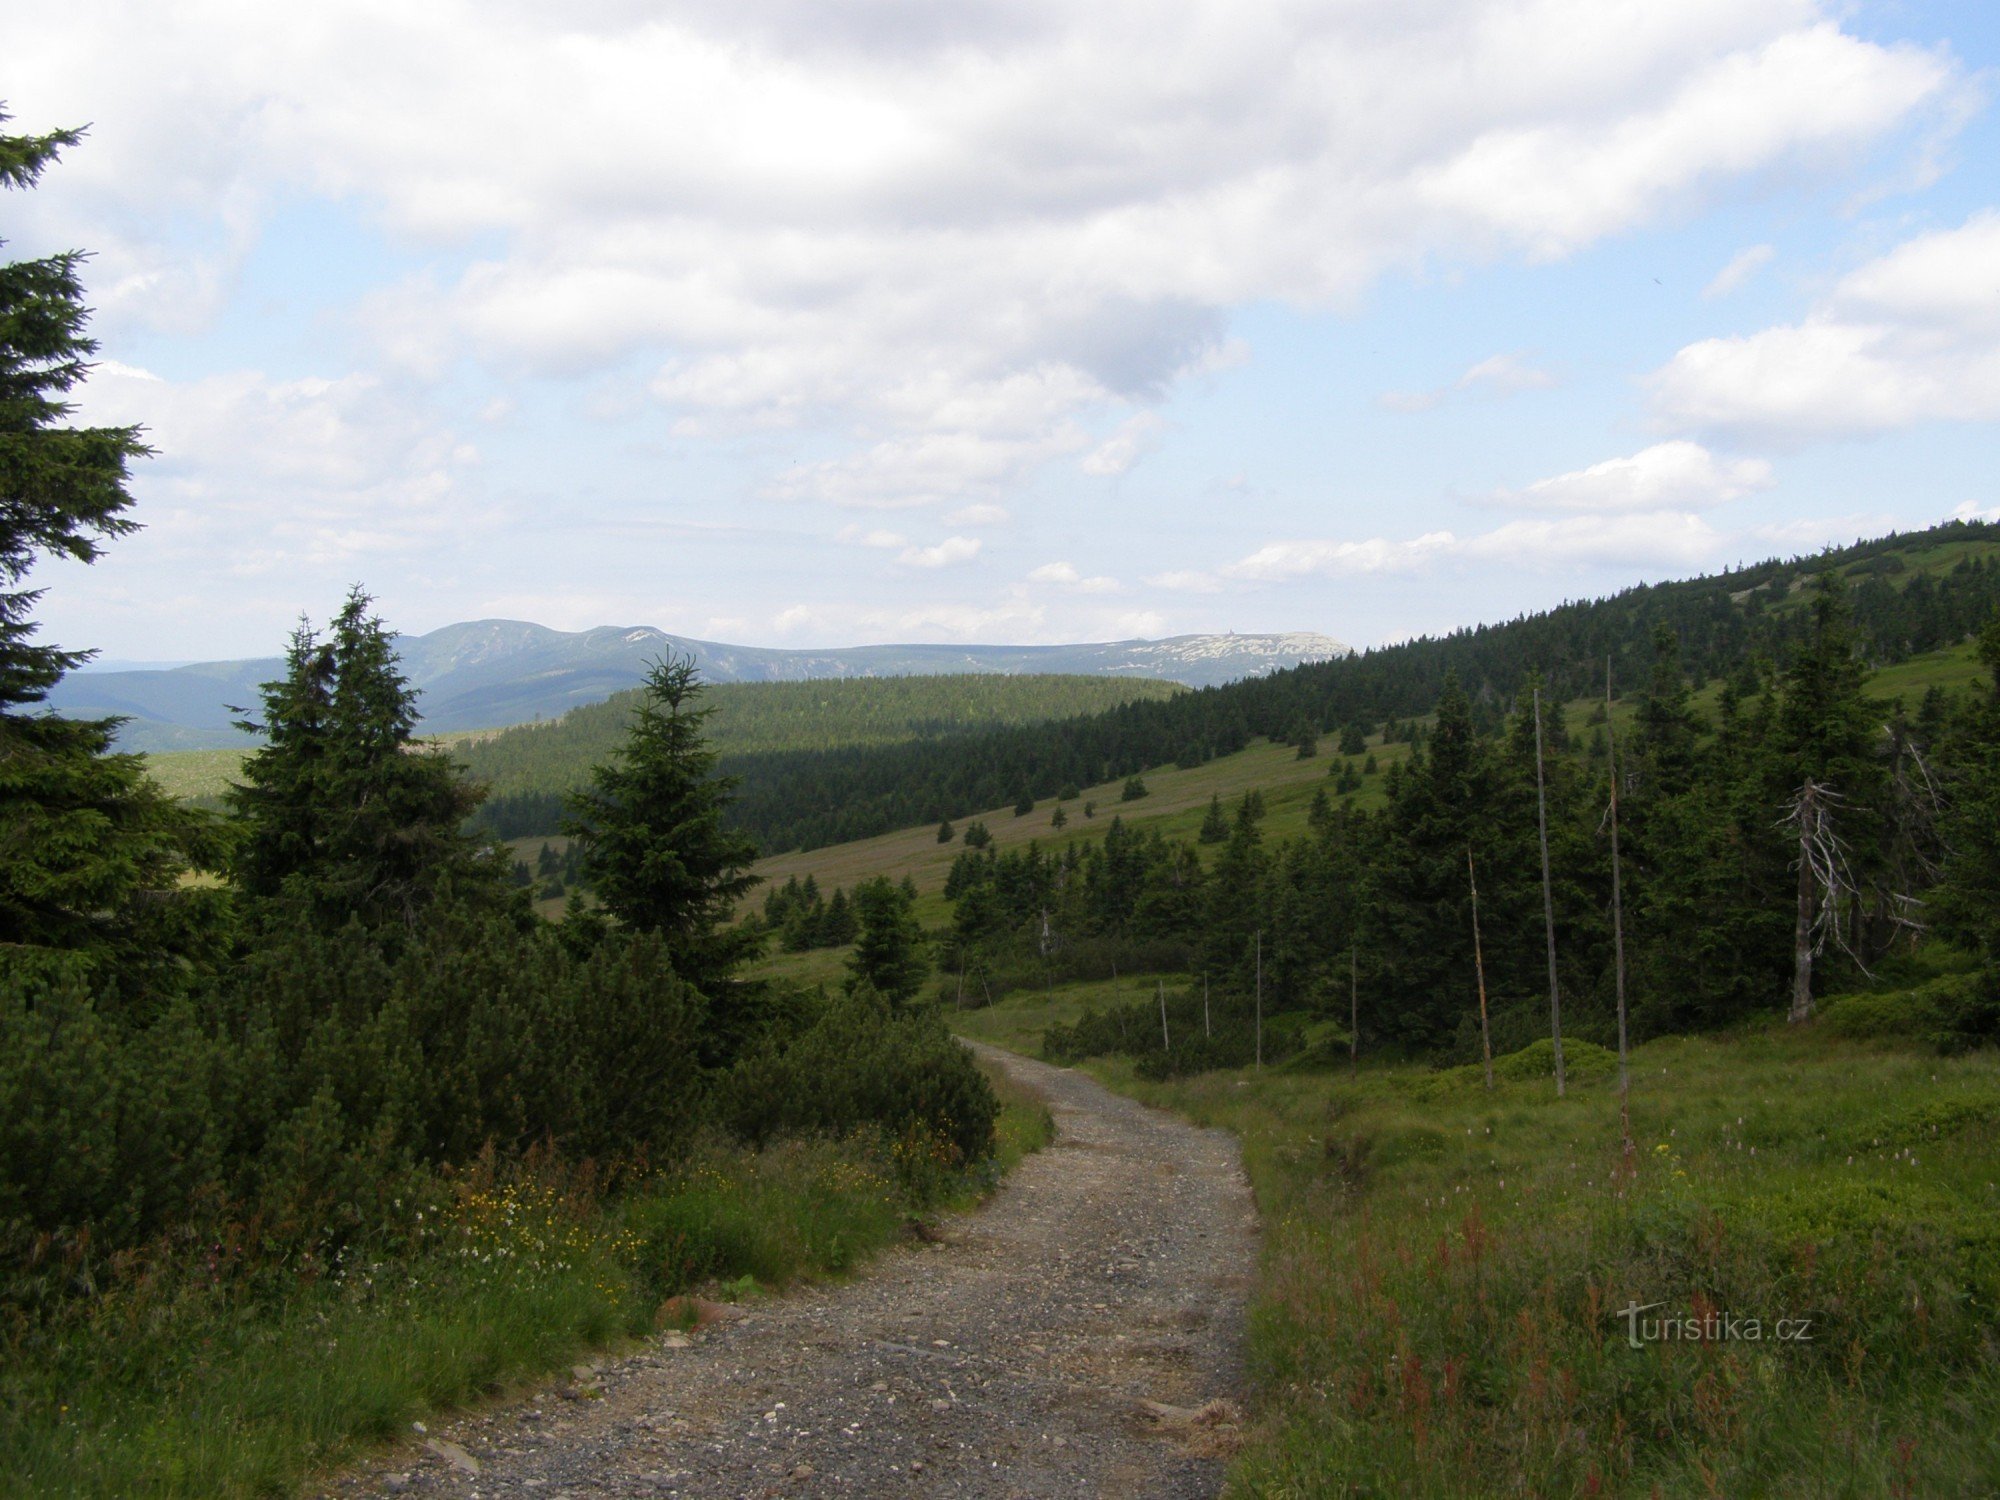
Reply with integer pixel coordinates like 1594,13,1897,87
948,977,2000,1497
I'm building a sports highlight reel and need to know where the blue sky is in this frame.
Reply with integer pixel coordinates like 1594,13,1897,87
12,0,2000,660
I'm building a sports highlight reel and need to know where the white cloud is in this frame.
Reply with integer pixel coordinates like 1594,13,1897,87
74,360,480,567
1459,511,1723,567
1080,413,1165,477
1215,506,1744,584
1412,23,1953,261
1651,211,2000,443
896,536,982,569
1146,569,1223,593
836,524,908,549
1458,354,1558,397
1224,532,1460,580
13,1,1965,520
1950,500,2000,524
1488,441,1774,512
946,503,1011,527
1111,610,1167,638
1384,351,1556,410
1028,561,1121,593
1703,243,1776,297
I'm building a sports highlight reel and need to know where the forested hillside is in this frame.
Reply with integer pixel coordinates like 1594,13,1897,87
677,523,2000,853
744,563,2000,1083
459,673,1181,799
141,672,1182,807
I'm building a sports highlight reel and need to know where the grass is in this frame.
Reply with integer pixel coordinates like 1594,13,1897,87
1863,641,1987,706
137,746,249,803
954,985,2000,1497
747,733,1412,927
0,1071,1050,1498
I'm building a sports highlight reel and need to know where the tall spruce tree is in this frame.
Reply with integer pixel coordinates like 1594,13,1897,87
1372,671,1485,1048
564,654,759,993
847,875,928,1004
0,112,226,995
229,588,500,933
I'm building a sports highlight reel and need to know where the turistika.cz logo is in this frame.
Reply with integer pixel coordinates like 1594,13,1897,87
1615,1301,1814,1350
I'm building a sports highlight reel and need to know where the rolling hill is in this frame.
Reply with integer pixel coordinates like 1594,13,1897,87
49,622,1348,752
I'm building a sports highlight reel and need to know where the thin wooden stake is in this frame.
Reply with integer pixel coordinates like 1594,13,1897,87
1158,978,1171,1051
1254,930,1263,1070
1349,945,1358,1065
1468,846,1493,1090
1605,656,1633,1166
1203,972,1211,1038
1534,687,1567,1098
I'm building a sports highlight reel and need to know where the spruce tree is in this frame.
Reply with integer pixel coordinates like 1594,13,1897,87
1198,793,1228,843
1932,621,2000,968
230,589,501,934
0,113,227,995
848,875,928,1004
564,654,759,992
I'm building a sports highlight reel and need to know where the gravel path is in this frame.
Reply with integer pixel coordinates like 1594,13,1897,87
335,1043,1257,1500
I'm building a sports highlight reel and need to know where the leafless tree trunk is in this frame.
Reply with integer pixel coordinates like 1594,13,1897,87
1791,797,1816,1024
1605,657,1632,1164
1203,971,1211,1038
1467,846,1493,1091
1158,978,1170,1050
1534,688,1567,1097
1783,780,1861,1024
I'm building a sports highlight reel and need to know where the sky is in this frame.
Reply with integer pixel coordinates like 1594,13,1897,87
11,0,2000,662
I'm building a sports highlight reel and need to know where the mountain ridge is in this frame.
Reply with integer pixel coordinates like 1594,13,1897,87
44,621,1349,752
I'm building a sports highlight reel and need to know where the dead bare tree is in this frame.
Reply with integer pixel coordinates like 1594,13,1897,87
1781,780,1865,1024
1467,846,1493,1090
1881,716,1946,948
1533,687,1567,1097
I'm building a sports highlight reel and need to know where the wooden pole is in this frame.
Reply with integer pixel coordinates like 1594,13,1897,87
1468,846,1493,1091
1534,687,1567,1097
1203,972,1211,1038
1254,930,1263,1070
1349,945,1358,1065
1158,978,1171,1050
1605,656,1632,1164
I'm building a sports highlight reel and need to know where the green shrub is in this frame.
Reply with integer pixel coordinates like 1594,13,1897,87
1822,971,2000,1053
720,988,998,1172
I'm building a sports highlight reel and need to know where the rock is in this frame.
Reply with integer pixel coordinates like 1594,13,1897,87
655,1295,744,1331
1136,1397,1244,1458
425,1437,481,1475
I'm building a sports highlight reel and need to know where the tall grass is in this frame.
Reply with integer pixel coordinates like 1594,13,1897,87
1079,1025,2000,1497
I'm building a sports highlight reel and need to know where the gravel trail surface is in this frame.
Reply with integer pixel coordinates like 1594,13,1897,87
337,1043,1256,1500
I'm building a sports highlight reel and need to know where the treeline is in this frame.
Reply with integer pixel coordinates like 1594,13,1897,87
460,672,1181,809
937,577,2000,1071
655,526,2000,853
5,591,999,1317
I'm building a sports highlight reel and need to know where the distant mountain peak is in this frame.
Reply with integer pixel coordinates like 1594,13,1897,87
49,620,1348,752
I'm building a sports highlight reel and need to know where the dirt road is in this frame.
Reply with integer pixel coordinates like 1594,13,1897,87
341,1043,1257,1499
